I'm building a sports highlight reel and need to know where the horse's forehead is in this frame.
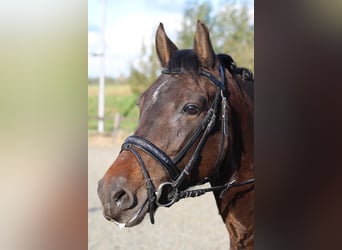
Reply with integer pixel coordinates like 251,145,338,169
151,79,170,105
146,75,199,105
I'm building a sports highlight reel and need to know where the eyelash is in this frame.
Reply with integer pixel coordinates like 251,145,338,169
182,104,200,116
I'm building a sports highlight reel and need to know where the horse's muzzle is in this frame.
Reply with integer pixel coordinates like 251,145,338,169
97,176,137,222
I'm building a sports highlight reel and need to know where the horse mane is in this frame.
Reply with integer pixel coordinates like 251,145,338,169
166,50,254,102
217,53,254,102
166,49,200,75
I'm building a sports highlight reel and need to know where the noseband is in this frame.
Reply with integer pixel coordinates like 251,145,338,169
121,64,255,224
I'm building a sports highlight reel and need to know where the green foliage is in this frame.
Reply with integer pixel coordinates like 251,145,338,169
88,76,130,87
88,84,139,132
128,41,159,95
177,1,214,48
179,0,254,71
214,3,254,72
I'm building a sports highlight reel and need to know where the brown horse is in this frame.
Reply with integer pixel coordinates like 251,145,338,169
98,21,254,249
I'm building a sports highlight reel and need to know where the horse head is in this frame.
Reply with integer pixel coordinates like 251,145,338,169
98,21,254,249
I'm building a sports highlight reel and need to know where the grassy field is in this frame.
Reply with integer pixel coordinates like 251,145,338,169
88,84,139,134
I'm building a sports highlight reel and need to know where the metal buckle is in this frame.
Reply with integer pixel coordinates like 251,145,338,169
155,182,178,207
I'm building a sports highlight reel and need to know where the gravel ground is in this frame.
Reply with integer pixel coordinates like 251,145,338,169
88,140,230,249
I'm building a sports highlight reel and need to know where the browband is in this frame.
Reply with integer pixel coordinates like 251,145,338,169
162,64,226,91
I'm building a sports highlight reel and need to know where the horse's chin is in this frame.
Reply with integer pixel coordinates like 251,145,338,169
111,199,150,228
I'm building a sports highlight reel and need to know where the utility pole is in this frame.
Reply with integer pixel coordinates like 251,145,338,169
97,0,106,133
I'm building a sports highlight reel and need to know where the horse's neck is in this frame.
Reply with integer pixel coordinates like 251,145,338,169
211,86,254,249
211,150,254,249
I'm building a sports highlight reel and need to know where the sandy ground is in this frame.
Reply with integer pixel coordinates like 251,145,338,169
88,136,230,249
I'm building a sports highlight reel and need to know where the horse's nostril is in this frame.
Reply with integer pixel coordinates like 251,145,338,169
113,190,126,203
112,189,133,209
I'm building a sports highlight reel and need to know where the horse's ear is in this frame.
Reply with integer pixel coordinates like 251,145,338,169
194,20,216,69
155,23,178,67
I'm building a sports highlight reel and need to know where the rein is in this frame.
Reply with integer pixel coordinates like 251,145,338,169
121,64,254,224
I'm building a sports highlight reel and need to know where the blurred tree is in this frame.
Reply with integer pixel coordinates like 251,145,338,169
177,1,214,48
179,0,254,71
214,2,254,72
128,0,254,95
128,41,159,95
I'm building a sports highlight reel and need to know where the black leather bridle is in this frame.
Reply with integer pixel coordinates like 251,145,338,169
121,64,255,224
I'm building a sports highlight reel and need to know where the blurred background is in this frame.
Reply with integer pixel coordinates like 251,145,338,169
87,0,254,141
2,0,341,249
87,1,254,249
0,1,87,249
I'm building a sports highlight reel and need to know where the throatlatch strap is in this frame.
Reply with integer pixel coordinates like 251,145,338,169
200,65,226,90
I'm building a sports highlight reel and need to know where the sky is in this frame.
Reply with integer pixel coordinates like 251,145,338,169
88,0,253,78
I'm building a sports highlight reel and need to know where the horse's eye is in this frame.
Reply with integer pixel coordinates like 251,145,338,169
183,104,200,116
